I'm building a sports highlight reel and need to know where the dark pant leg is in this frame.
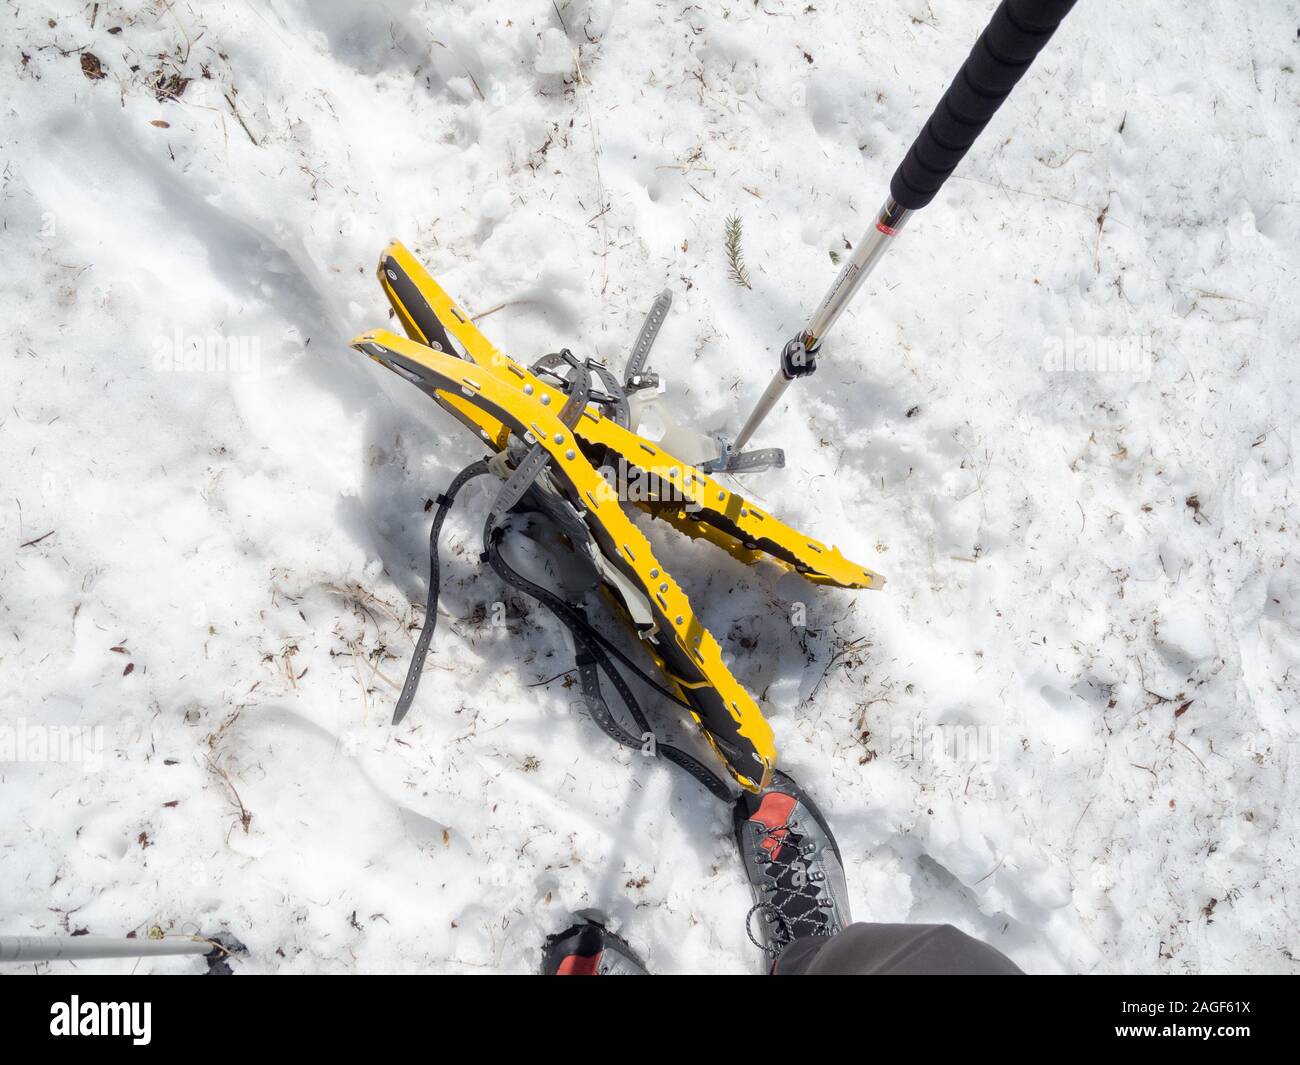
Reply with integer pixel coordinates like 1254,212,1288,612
775,923,1023,975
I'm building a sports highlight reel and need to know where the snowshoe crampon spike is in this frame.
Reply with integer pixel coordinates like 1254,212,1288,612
354,240,885,794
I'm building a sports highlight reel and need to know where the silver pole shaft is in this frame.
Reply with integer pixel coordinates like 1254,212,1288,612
731,197,911,450
803,197,911,348
732,367,791,452
0,935,211,962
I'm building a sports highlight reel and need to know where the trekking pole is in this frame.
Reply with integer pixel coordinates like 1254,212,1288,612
0,934,214,963
732,0,1079,452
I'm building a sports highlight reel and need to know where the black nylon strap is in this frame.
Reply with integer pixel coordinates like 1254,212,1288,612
483,525,696,712
393,457,735,803
484,528,734,803
392,459,493,725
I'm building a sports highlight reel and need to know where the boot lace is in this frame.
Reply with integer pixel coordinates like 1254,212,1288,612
744,817,834,958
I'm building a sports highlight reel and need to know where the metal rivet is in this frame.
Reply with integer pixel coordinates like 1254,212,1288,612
718,490,725,500
523,383,534,395
541,394,551,406
675,615,683,625
565,449,575,460
554,432,565,444
649,568,659,578
659,583,668,593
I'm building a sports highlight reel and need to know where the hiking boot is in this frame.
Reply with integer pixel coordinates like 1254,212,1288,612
733,770,850,964
541,914,648,975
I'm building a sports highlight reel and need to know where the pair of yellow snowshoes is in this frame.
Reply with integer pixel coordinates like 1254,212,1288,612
352,241,882,795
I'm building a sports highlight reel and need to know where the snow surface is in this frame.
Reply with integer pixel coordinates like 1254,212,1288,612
2,0,1298,974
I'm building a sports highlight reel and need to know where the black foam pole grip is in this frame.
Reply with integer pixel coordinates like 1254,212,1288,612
889,0,1078,211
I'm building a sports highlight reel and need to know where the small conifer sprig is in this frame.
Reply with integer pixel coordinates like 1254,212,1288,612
724,212,752,290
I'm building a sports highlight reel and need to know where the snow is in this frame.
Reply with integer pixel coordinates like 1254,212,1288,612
2,0,1297,974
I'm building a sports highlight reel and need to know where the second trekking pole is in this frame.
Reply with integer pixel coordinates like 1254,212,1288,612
732,0,1080,452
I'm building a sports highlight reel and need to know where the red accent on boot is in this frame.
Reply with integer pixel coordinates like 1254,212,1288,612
555,951,603,975
750,792,797,857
